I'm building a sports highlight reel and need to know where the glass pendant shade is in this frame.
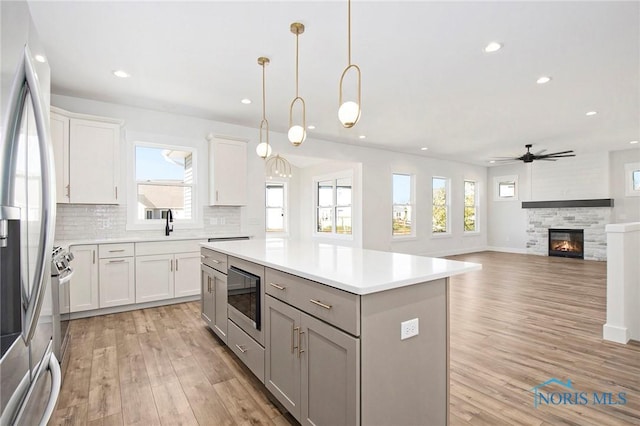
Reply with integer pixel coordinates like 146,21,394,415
256,141,272,159
288,125,306,146
338,101,361,128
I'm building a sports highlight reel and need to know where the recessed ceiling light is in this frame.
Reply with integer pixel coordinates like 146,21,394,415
307,125,316,130
34,54,46,63
241,98,252,104
484,42,502,53
536,76,551,84
489,160,496,164
631,140,639,145
421,147,428,151
112,70,130,78
586,111,597,116
358,135,366,139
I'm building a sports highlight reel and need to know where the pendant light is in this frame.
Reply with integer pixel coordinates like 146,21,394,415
288,22,306,146
256,56,272,158
266,154,292,179
338,0,361,128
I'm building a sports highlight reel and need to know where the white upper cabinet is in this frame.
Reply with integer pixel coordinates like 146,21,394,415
208,138,247,206
51,112,70,203
50,107,123,204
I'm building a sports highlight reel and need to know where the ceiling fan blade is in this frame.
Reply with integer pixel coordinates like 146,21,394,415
539,158,557,161
493,158,519,162
545,154,576,158
546,150,574,156
533,149,547,155
491,156,520,159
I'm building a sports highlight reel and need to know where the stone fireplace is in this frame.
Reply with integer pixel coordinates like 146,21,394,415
548,228,584,259
524,199,613,261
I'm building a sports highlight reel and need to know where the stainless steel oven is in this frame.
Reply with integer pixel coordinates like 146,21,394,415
227,266,261,331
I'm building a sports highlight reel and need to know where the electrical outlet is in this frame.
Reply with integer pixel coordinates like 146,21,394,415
400,318,419,340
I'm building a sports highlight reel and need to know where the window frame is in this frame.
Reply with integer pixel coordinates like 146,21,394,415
127,140,200,230
624,162,640,197
463,179,479,234
493,175,519,201
313,171,353,240
432,176,450,236
392,173,416,238
265,181,288,235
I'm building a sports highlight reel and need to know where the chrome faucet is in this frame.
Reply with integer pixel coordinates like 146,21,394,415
165,209,173,236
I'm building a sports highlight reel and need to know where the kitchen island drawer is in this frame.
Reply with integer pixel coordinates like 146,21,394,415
227,319,265,383
99,243,134,258
200,248,227,273
265,268,360,336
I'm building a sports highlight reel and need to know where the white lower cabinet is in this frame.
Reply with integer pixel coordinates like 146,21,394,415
174,252,201,297
69,245,99,312
99,257,135,307
135,254,174,303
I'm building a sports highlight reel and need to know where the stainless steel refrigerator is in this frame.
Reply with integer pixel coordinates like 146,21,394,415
0,1,61,425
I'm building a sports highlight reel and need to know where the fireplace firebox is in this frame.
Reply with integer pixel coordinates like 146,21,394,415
548,228,584,259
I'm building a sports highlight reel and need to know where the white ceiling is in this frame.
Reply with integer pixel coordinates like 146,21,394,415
28,1,639,166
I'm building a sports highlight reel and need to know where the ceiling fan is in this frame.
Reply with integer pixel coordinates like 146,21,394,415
493,144,576,163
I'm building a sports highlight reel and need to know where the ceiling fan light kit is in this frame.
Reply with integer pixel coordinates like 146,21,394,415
288,22,307,147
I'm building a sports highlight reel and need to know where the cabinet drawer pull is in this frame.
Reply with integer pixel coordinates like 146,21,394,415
270,282,286,291
211,259,220,264
235,344,247,354
201,255,209,259
309,299,332,310
108,259,125,263
108,249,125,253
297,329,305,358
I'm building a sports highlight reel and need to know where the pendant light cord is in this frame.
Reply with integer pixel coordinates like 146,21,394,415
295,32,300,98
262,63,266,121
347,0,351,66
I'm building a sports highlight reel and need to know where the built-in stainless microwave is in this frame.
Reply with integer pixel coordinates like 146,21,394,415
227,266,261,330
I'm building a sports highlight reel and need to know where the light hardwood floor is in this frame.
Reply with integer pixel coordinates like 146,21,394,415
49,251,640,425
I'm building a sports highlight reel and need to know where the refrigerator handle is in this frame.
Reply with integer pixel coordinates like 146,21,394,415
5,46,57,345
39,352,62,426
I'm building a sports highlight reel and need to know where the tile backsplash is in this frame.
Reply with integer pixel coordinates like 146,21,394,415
54,204,242,241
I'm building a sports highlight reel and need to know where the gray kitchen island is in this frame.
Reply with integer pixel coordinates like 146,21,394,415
200,238,481,426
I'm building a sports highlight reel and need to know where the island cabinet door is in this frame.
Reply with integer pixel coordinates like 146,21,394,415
265,295,302,421
300,312,360,426
212,269,228,342
201,266,215,327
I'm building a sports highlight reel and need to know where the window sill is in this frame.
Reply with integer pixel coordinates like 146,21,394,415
431,233,452,239
126,220,204,232
392,235,417,241
463,231,481,237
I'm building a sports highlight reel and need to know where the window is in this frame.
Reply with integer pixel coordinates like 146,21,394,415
135,144,195,221
625,162,640,196
315,177,352,236
266,182,286,233
392,174,414,236
464,180,477,232
432,177,449,234
494,175,519,201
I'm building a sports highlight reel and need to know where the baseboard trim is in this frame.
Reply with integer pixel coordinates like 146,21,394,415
419,247,488,258
485,246,528,254
602,324,630,344
69,295,200,320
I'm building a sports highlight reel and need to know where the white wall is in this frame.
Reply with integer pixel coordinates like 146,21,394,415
610,148,640,223
52,94,488,255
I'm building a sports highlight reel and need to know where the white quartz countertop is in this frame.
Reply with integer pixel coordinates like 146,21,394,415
55,233,251,249
201,239,482,295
